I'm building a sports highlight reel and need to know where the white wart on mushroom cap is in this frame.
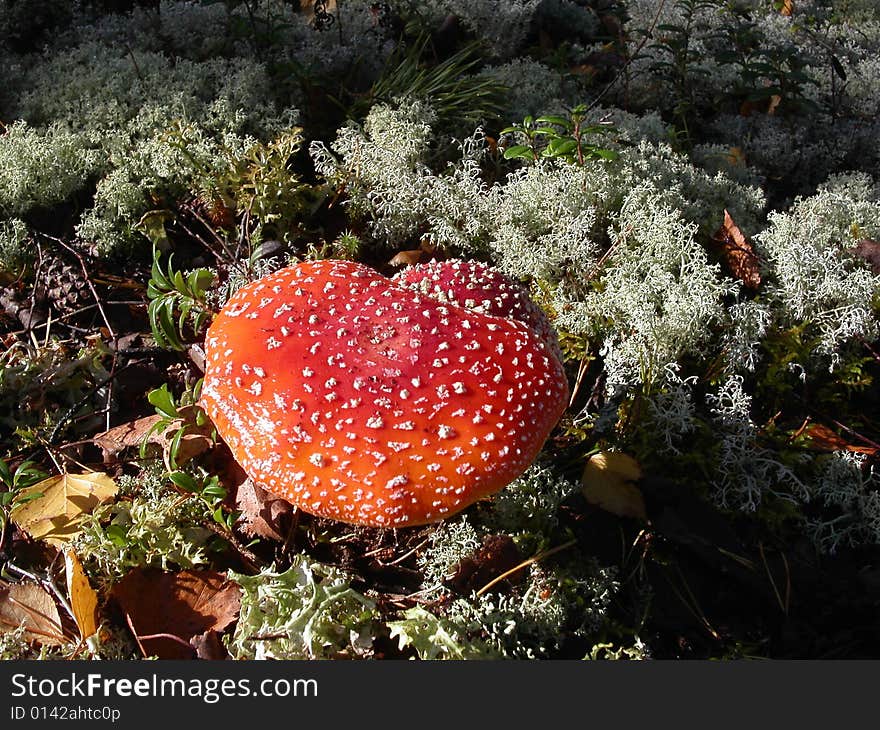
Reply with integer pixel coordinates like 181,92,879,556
200,259,569,527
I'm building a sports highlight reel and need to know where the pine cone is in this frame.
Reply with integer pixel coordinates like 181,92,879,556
42,255,91,318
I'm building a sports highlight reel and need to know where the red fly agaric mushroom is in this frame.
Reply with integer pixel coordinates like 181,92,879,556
200,259,568,527
392,258,562,362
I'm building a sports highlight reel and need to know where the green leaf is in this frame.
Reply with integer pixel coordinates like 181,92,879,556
169,471,198,492
148,385,179,420
545,138,579,157
502,145,534,160
532,126,563,138
591,148,620,161
105,524,129,547
202,484,228,500
137,211,171,249
535,115,572,129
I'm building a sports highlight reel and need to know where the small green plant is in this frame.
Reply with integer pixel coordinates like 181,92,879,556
713,6,819,115
0,458,47,549
162,124,310,249
500,104,619,165
645,0,719,145
142,382,232,530
146,246,215,351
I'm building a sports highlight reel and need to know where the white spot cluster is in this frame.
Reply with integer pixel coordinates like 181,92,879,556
392,258,563,364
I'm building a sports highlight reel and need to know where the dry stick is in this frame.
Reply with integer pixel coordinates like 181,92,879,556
42,235,119,433
857,334,880,364
200,520,261,574
475,538,577,598
758,542,788,615
818,412,880,452
666,567,721,641
183,202,241,269
25,241,47,348
235,202,252,265
124,612,150,657
374,537,431,567
568,357,591,408
48,362,137,445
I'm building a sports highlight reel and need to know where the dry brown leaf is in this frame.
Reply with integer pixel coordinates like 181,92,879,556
0,582,67,645
235,479,294,542
93,405,213,466
725,147,746,167
189,629,230,660
388,249,429,268
112,569,241,660
780,0,793,16
711,209,762,290
581,451,647,520
64,548,99,641
851,239,880,275
739,99,756,117
10,472,118,546
795,421,878,456
93,415,163,460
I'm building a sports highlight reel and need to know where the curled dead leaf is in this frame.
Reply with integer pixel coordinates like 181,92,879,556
388,249,430,268
793,420,878,456
64,548,99,641
725,147,746,167
581,451,647,520
711,209,762,290
234,479,295,542
10,472,118,546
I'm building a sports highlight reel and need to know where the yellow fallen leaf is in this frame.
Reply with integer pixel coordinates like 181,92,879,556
10,472,118,547
581,451,647,520
0,582,67,645
64,548,99,641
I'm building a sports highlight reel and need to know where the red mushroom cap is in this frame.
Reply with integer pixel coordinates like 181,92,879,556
200,259,568,527
392,259,560,360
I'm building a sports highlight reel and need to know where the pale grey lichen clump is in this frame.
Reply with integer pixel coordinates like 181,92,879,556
806,452,880,555
755,173,880,370
556,193,734,391
707,376,809,513
311,101,764,284
74,464,216,580
0,122,101,217
399,465,620,659
0,0,398,255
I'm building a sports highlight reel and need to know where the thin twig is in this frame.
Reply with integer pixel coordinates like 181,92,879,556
476,538,577,597
758,542,788,615
584,0,669,115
